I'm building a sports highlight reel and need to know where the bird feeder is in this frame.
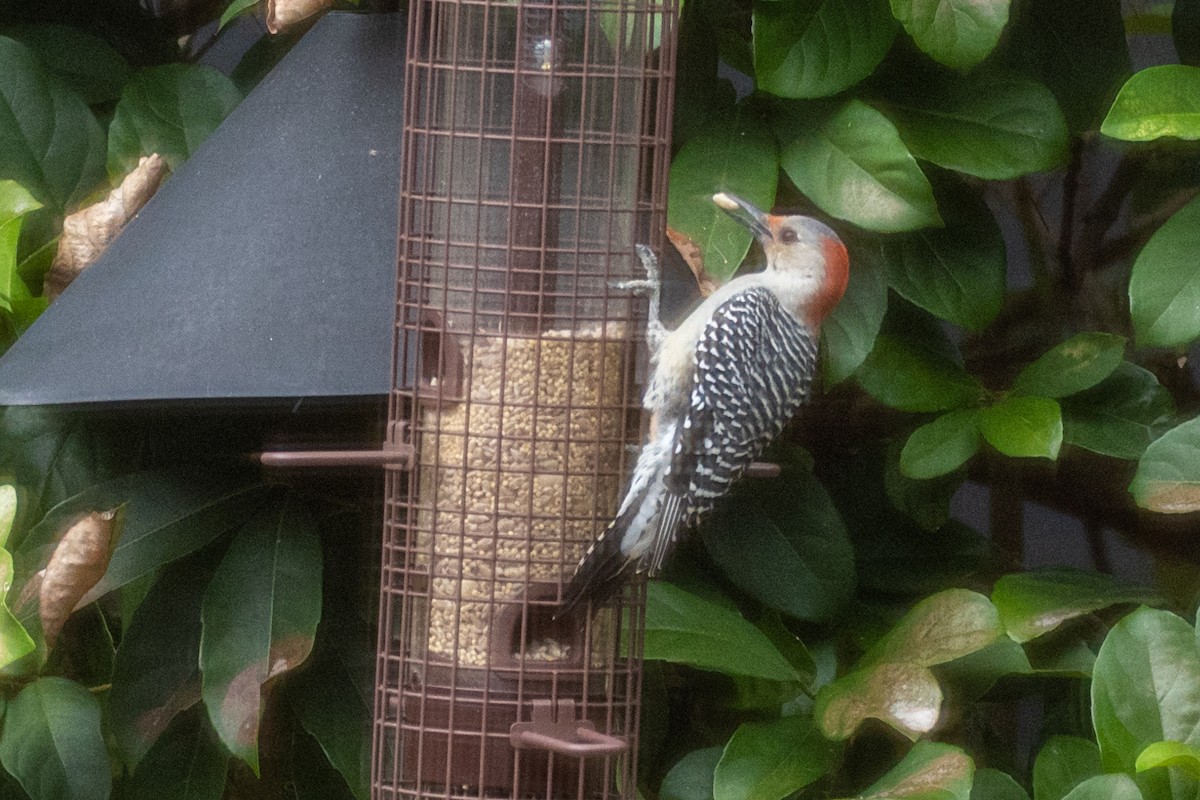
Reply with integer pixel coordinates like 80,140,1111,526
371,0,677,795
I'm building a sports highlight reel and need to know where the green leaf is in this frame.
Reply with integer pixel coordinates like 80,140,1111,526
662,748,723,800
1012,333,1127,398
883,182,1005,331
1131,416,1200,513
777,99,940,233
937,636,1032,699
972,768,1030,800
200,496,322,773
1060,775,1143,800
1092,607,1200,800
753,0,896,99
125,708,228,800
0,37,106,213
0,485,16,549
110,561,211,770
1129,195,1200,349
699,467,854,622
220,0,260,29
890,0,1010,69
900,409,981,480
850,741,974,800
0,677,110,800
887,72,1069,180
4,25,131,105
817,661,941,740
1062,363,1174,460
856,334,984,412
644,581,803,682
1033,736,1102,800
863,588,1003,668
979,396,1063,460
1001,0,1130,132
667,114,778,281
822,239,888,384
714,716,836,800
993,568,1158,644
108,64,242,179
0,548,35,671
14,470,266,605
1137,741,1200,780
0,181,40,315
1101,66,1200,141
292,612,373,800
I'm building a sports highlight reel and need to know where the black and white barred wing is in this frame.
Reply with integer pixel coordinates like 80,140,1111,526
662,286,818,545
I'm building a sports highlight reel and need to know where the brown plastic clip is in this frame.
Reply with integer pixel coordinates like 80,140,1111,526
510,700,627,757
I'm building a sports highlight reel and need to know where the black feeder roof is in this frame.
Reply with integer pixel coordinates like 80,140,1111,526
0,12,403,406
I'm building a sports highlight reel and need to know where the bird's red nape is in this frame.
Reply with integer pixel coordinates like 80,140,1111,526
807,235,849,328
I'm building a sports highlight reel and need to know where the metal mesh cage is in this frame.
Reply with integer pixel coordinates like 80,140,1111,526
372,0,677,796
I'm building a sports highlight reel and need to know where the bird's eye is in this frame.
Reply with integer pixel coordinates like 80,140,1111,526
779,227,798,245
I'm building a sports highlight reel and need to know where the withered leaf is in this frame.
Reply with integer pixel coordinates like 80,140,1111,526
45,154,166,301
39,508,125,647
266,0,335,33
667,226,719,297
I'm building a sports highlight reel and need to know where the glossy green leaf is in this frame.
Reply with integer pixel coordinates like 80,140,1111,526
14,470,266,605
1063,363,1174,460
667,115,777,281
200,496,322,773
863,588,1003,668
777,99,940,232
821,240,888,384
753,0,896,99
1177,0,1200,66
850,741,974,800
661,748,723,800
1137,741,1200,779
1002,0,1130,131
1092,607,1200,800
1033,736,1102,800
292,612,373,800
699,467,854,622
816,661,941,740
644,581,803,682
972,768,1030,800
125,708,228,800
0,37,106,213
1061,775,1143,800
856,334,984,412
1129,195,1200,348
900,409,981,480
1131,416,1200,513
108,64,242,179
110,561,211,770
714,716,835,800
1012,333,1127,398
884,189,1005,332
890,0,1010,69
888,73,1069,179
979,396,1063,460
4,24,131,105
0,182,39,315
220,0,260,28
0,485,15,549
0,677,109,800
1101,66,1200,141
0,548,35,671
993,568,1157,643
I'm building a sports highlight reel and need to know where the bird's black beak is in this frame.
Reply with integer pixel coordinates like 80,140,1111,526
712,192,772,242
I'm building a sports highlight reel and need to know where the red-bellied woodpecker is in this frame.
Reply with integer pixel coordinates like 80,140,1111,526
557,192,850,616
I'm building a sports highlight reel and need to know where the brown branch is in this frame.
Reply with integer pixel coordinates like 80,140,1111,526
1058,140,1084,293
1094,186,1200,267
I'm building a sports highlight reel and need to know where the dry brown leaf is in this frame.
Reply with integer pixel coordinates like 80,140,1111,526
45,154,167,301
266,0,334,33
39,508,124,647
667,226,718,298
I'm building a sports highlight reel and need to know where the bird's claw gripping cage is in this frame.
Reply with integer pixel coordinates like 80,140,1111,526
371,0,677,796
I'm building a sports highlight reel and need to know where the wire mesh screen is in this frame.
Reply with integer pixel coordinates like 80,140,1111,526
373,0,677,795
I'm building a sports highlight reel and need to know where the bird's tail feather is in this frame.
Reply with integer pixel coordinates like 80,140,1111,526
555,499,643,618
